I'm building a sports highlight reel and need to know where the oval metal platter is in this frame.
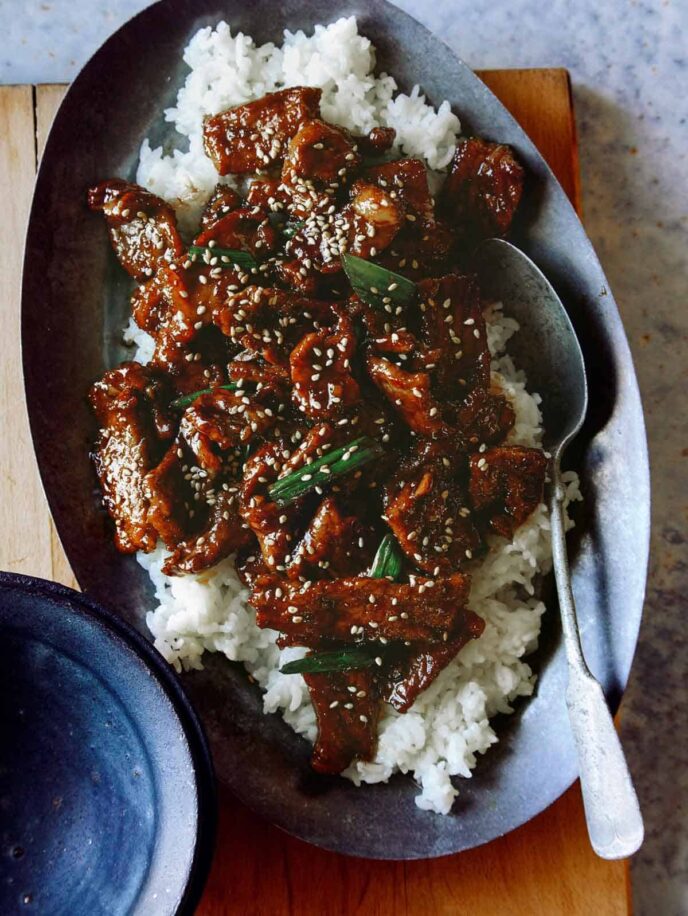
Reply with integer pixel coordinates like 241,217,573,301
22,0,650,858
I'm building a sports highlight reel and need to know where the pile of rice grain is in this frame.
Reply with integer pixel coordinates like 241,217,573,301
137,16,460,229
129,17,581,815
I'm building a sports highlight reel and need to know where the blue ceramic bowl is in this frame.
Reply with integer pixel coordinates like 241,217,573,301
0,573,216,915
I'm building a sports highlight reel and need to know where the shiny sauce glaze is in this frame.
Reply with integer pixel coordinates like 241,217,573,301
87,87,546,773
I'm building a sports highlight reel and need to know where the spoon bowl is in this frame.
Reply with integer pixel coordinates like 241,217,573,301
476,237,588,453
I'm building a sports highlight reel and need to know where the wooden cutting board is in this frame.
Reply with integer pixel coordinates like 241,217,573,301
0,71,630,915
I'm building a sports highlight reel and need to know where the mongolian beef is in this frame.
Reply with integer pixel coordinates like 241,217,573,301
87,86,546,775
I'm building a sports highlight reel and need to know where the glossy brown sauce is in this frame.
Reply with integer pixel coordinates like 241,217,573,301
87,86,545,773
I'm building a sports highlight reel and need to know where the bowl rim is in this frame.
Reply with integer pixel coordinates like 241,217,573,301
0,570,217,914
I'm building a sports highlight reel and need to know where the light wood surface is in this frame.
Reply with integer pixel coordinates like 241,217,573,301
0,71,628,915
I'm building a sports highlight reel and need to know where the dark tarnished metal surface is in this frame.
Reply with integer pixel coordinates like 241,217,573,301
21,0,649,858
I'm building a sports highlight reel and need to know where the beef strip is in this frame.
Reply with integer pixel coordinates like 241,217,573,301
290,314,361,419
193,206,278,256
238,440,299,571
131,264,238,389
200,183,242,229
279,220,345,289
377,227,456,282
245,177,283,210
203,87,322,175
234,547,269,589
144,442,197,548
346,293,420,361
287,497,376,581
366,354,445,437
151,326,231,396
144,432,251,574
344,180,405,259
450,386,515,448
356,126,396,157
441,138,524,242
274,119,362,286
415,273,490,395
226,351,292,404
364,323,420,360
87,179,183,280
239,425,339,571
274,256,322,295
213,286,336,367
89,363,174,553
251,571,472,646
284,119,361,185
362,159,455,279
179,387,277,472
132,264,207,344
367,158,435,222
281,118,362,219
304,669,379,774
384,609,485,712
163,485,253,576
385,456,483,574
89,362,174,440
469,446,548,538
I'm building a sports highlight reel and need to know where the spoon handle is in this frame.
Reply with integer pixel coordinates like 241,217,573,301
550,464,644,859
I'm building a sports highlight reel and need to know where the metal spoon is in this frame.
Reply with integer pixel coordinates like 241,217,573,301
475,238,644,860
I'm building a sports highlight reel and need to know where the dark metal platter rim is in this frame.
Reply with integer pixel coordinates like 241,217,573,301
21,0,650,859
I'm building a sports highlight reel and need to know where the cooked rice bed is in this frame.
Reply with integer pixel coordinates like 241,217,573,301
124,17,581,814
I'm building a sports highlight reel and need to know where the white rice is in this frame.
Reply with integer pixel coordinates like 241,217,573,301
127,18,582,815
137,16,460,230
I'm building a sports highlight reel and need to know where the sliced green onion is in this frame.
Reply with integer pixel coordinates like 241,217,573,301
369,533,403,580
268,436,383,506
171,382,238,410
188,245,257,270
341,253,416,312
280,646,378,675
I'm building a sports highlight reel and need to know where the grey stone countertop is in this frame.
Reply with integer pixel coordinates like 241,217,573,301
2,0,686,912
